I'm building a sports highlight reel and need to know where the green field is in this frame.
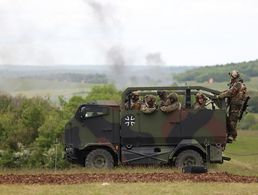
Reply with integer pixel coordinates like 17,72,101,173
1,76,257,100
0,78,98,102
1,182,258,195
214,130,258,176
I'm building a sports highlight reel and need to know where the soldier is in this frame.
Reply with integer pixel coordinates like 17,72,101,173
193,92,207,110
157,90,167,107
217,70,247,141
125,91,142,110
160,92,181,113
141,95,157,113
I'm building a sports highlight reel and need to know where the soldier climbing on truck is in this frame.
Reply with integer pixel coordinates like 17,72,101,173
217,70,250,142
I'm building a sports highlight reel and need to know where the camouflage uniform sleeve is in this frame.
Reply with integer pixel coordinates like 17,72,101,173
218,82,242,99
140,105,156,113
124,102,129,110
193,102,200,110
131,102,142,110
160,102,180,113
159,100,166,107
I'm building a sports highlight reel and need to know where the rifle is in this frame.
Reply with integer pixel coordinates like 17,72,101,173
238,96,250,121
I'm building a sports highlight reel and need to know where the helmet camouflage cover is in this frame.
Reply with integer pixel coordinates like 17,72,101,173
145,95,156,103
229,70,240,79
167,93,178,103
195,92,206,100
131,91,140,100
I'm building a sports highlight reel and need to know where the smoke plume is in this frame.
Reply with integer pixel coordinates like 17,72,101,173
85,0,127,87
145,52,165,66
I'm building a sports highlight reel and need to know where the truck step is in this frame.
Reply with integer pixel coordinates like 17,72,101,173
222,156,231,161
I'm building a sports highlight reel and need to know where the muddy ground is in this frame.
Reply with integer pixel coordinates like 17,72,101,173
0,172,258,184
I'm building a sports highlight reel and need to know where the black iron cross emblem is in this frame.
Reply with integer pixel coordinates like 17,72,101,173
124,115,135,127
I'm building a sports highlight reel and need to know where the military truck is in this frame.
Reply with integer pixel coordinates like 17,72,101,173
64,86,230,168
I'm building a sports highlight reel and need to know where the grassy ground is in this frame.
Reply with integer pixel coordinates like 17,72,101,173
0,131,257,194
1,182,258,195
213,130,258,176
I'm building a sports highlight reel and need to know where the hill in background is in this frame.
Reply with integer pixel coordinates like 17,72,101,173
175,59,258,83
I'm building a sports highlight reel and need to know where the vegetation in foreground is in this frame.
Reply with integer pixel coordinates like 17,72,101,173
0,85,121,169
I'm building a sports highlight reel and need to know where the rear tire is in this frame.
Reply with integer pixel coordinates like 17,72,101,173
175,150,203,168
85,149,114,169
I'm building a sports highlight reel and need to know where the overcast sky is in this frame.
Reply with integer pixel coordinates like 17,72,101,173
0,0,258,66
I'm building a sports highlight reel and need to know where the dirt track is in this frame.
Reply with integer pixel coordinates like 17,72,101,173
0,172,258,184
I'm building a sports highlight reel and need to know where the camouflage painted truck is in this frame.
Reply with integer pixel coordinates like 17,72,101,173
64,86,230,168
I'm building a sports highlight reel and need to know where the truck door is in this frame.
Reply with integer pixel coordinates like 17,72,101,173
78,105,114,144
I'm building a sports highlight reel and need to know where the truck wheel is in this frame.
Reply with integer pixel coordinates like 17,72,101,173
85,149,114,169
175,150,203,168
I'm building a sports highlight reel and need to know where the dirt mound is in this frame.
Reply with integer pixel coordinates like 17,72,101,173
0,172,257,185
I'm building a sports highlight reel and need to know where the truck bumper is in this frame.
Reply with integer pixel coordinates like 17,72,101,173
64,147,79,163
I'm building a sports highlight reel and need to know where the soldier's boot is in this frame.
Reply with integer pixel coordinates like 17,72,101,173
229,120,237,142
232,130,237,141
227,135,233,143
227,130,233,143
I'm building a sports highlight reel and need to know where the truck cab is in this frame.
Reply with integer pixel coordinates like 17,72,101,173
64,86,228,168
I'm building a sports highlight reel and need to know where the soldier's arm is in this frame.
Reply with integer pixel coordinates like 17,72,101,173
160,102,180,113
193,102,200,110
141,105,156,113
218,82,242,99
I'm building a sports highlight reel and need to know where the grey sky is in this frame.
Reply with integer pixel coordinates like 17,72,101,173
0,0,257,66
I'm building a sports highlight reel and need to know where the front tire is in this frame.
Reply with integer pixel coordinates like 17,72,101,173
175,150,203,168
85,149,114,169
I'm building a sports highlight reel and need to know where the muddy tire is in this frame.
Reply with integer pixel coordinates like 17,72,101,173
175,150,203,168
85,149,114,169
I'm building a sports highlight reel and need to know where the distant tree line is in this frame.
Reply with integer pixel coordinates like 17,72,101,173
0,85,121,168
175,60,258,82
21,73,108,84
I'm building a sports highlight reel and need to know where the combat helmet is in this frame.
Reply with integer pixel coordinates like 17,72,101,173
131,91,140,101
167,93,178,103
157,90,167,98
145,95,156,103
195,92,206,101
145,95,156,107
229,70,240,79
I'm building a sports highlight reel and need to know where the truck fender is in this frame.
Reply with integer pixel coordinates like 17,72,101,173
81,143,119,164
169,139,206,159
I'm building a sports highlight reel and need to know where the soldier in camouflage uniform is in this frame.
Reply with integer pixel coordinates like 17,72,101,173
125,91,142,110
141,95,157,113
157,90,167,107
160,92,181,113
193,92,207,110
217,70,247,141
